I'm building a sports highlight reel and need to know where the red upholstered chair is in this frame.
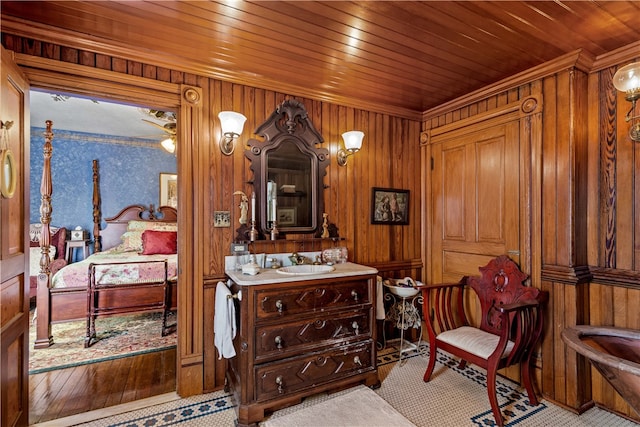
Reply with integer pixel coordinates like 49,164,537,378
421,255,548,427
29,225,68,301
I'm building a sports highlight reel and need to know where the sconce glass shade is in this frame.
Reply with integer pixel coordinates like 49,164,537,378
613,62,640,101
218,111,247,155
338,130,365,166
218,111,247,136
161,137,176,154
613,62,640,142
342,130,364,152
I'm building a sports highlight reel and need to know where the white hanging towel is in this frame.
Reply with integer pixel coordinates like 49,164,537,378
214,281,237,359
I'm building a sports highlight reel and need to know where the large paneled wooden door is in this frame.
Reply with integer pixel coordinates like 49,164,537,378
430,120,521,283
0,46,30,427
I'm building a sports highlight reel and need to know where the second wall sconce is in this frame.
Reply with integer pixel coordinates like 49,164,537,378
218,111,247,155
613,61,640,142
337,130,364,166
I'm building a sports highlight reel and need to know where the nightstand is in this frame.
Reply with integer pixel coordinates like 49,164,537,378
65,239,91,263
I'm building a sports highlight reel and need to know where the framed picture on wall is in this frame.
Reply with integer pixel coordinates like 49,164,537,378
277,207,296,226
371,187,409,225
159,173,178,208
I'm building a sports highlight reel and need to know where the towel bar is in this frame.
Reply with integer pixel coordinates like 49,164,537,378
227,290,242,300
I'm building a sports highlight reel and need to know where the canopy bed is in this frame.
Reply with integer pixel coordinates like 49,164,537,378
34,121,178,349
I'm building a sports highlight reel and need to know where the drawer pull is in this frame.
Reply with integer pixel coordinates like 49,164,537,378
275,335,283,349
275,300,283,313
351,290,359,301
354,356,362,367
352,321,359,335
275,375,285,394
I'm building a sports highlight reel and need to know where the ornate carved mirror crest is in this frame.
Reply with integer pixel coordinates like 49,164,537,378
246,99,329,236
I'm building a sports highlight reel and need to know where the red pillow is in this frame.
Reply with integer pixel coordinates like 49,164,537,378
140,230,177,255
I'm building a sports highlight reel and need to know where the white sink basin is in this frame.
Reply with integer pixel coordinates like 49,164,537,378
276,265,335,276
384,283,420,298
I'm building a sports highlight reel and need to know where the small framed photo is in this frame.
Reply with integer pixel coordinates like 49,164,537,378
159,173,178,208
277,207,296,226
371,187,409,225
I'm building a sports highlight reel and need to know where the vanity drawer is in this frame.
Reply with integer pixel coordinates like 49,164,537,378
255,278,371,320
255,308,372,360
254,339,375,402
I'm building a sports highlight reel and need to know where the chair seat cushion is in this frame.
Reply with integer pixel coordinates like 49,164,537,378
437,326,514,360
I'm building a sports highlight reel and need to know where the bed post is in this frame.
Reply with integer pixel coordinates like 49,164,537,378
34,120,54,349
92,159,102,253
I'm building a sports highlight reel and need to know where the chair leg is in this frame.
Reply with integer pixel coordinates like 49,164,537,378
521,359,539,405
486,365,504,427
423,342,437,382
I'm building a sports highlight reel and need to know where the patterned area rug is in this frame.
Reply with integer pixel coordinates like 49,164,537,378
67,342,637,427
29,311,177,374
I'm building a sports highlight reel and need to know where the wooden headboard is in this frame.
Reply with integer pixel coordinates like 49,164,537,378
98,204,178,251
90,159,177,252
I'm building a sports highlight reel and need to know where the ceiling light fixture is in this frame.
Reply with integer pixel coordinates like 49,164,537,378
218,111,247,155
161,136,176,154
337,131,364,166
613,61,640,142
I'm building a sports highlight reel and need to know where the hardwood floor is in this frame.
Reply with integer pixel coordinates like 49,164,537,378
29,347,176,424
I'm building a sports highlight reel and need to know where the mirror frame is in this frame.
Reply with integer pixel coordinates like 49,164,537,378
246,99,329,236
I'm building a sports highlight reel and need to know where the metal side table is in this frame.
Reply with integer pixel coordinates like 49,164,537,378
382,282,423,366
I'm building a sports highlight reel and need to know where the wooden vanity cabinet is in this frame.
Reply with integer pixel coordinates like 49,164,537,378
226,273,379,427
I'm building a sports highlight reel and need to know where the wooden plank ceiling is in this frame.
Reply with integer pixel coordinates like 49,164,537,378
1,1,639,117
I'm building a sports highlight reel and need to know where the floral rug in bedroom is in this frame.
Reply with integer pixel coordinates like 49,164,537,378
29,311,177,374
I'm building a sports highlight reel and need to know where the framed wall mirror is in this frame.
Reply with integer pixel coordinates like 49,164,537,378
246,99,329,236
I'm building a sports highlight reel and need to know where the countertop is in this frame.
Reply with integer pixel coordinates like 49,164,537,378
226,262,378,286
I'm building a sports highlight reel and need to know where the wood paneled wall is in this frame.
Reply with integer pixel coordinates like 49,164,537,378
423,46,640,422
1,34,422,394
8,29,640,422
584,54,640,420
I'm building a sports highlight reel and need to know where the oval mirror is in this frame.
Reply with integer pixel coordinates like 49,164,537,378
246,100,329,237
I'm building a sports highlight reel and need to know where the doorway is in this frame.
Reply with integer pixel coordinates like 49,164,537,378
28,90,178,423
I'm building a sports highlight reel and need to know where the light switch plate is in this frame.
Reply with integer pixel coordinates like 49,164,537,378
214,211,231,227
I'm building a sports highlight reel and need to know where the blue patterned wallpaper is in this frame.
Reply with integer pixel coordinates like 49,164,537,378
30,128,177,238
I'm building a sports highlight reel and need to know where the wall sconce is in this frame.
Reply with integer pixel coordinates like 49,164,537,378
160,136,176,154
337,131,364,166
613,61,640,142
218,111,247,155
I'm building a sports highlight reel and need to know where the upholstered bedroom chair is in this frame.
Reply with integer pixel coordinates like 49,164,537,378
421,255,548,427
29,224,68,302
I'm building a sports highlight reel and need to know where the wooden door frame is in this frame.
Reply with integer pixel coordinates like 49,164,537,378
13,54,205,396
421,95,543,283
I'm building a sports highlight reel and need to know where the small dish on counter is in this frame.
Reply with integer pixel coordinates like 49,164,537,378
242,261,261,275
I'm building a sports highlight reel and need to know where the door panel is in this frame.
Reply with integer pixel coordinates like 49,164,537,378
431,122,520,284
1,45,30,427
